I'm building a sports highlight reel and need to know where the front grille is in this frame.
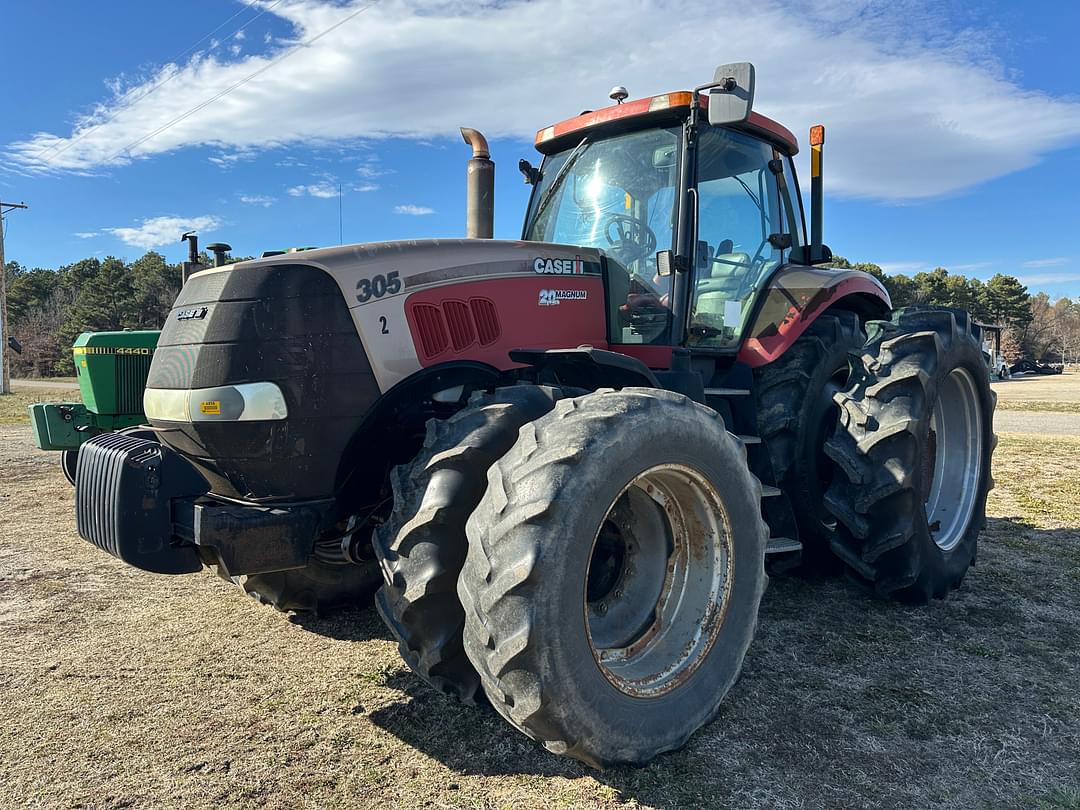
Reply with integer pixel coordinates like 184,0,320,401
76,433,154,558
75,433,207,574
116,354,154,413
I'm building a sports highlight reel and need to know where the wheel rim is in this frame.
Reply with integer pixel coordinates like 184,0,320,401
924,367,983,552
584,464,734,698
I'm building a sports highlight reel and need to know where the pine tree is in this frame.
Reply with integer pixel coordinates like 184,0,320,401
984,273,1032,329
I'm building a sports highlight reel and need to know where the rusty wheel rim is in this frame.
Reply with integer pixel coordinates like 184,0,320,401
584,464,734,698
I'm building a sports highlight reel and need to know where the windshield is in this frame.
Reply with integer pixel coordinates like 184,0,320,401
523,126,681,344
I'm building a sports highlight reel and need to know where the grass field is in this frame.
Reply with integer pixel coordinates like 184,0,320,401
0,387,80,425
1,387,1078,808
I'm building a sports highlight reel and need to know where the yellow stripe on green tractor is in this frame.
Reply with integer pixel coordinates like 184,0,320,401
29,330,160,452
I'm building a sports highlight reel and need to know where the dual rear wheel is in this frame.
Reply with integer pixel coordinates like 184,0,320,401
378,386,769,767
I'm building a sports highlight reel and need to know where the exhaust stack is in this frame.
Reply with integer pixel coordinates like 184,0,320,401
180,231,201,284
461,127,494,239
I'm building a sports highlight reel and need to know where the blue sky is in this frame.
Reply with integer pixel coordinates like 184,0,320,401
3,0,1080,298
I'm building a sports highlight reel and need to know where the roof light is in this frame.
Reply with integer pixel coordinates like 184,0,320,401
649,92,693,112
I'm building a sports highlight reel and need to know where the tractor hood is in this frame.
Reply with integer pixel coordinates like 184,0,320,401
150,238,608,500
228,239,609,391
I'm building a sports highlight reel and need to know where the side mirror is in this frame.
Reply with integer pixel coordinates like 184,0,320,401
656,250,673,277
518,158,541,185
707,62,755,126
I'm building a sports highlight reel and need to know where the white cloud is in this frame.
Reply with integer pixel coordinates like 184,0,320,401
209,149,257,168
287,182,339,198
394,204,434,215
878,261,931,275
353,182,379,192
239,194,275,206
8,0,1080,201
356,155,392,178
1021,257,1068,268
235,30,246,41
105,215,221,249
1018,272,1080,286
73,231,97,239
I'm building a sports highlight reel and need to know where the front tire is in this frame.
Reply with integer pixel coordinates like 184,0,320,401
373,386,565,704
458,389,769,768
824,308,996,603
61,449,79,485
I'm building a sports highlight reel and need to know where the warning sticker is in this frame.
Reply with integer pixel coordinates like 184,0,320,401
200,400,221,415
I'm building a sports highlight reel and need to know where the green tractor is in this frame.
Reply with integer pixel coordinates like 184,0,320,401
28,329,159,483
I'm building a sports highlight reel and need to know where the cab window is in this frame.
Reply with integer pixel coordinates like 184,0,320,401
690,127,783,348
523,126,681,345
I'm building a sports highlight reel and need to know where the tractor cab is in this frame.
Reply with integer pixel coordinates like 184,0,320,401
523,64,811,351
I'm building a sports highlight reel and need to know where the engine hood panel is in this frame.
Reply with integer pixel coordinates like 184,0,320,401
229,239,607,390
232,239,605,301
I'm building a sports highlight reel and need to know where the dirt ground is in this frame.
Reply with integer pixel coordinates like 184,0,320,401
1,388,1079,808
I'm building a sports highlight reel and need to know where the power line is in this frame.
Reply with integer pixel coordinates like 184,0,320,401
34,0,284,165
106,1,379,165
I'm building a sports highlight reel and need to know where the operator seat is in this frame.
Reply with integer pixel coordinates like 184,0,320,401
694,239,750,330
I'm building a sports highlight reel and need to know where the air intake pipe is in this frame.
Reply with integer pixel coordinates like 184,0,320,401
461,127,494,239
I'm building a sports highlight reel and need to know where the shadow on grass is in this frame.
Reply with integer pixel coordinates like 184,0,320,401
326,517,1080,807
288,603,393,643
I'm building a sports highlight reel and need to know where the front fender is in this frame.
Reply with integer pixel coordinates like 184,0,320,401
738,265,891,367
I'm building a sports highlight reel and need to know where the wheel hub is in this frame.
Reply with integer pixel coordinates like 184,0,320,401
584,464,734,698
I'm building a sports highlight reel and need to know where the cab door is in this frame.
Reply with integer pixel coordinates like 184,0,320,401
687,125,803,349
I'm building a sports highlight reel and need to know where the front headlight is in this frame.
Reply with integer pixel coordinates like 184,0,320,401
144,382,289,422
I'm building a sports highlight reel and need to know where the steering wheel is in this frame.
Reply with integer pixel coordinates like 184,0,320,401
604,214,657,267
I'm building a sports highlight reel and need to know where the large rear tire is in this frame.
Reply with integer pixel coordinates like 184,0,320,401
373,386,565,704
458,389,769,768
823,308,996,603
753,311,864,560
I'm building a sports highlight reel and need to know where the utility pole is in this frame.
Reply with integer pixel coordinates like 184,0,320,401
0,200,29,394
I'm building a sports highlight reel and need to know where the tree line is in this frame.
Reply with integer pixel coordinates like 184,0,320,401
829,257,1078,366
3,251,247,377
3,251,1078,377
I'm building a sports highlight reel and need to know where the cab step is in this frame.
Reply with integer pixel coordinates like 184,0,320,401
765,537,802,555
705,387,750,397
737,435,761,445
761,485,781,498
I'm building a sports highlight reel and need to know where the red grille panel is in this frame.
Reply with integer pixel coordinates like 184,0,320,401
443,300,476,352
408,297,502,359
412,303,449,359
469,297,501,346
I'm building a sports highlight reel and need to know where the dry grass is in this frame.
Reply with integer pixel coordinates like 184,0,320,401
992,373,1080,404
1,425,1079,809
994,399,1080,414
0,387,81,425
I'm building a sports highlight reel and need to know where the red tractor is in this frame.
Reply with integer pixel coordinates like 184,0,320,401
71,63,995,767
